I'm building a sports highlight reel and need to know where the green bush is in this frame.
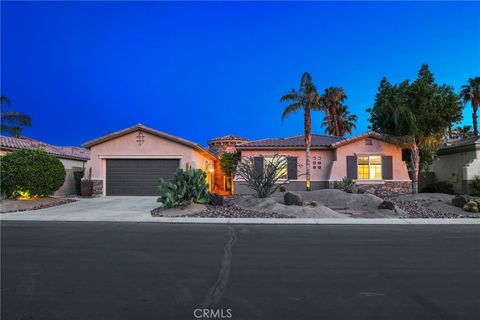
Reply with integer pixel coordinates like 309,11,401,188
279,185,286,192
0,149,66,197
463,201,479,213
333,176,355,192
73,170,85,195
157,168,210,208
422,180,454,194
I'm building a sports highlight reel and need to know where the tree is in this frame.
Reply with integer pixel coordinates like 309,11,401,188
460,77,480,136
320,87,347,136
367,65,462,194
0,96,32,138
219,151,241,192
322,104,357,137
280,72,321,191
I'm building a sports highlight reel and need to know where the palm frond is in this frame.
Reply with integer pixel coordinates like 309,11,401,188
281,103,302,121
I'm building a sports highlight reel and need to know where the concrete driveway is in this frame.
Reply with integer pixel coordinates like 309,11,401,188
0,197,160,222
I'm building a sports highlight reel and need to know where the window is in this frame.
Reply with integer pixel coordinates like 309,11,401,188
264,156,288,179
357,155,382,180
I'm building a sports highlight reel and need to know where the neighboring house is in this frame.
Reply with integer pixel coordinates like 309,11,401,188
235,132,411,195
82,124,218,196
0,136,89,196
430,136,480,194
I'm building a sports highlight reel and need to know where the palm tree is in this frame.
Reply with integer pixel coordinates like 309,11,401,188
280,72,321,191
1,96,32,138
321,87,347,136
336,105,358,137
460,77,480,136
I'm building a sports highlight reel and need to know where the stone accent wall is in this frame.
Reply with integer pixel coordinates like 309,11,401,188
92,179,103,196
355,181,412,197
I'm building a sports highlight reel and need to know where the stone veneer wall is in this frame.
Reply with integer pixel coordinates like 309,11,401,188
92,179,103,196
355,181,412,197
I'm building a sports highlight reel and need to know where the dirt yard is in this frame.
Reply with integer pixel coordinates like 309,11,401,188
1,197,77,213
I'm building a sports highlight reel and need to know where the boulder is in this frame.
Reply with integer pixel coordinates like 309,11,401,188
377,200,395,210
209,193,224,206
284,192,303,206
452,195,470,208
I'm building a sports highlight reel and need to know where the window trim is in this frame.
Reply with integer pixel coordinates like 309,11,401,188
357,155,382,181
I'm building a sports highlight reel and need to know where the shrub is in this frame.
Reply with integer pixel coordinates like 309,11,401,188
333,176,355,192
471,176,480,196
0,149,66,197
463,201,479,213
310,200,317,207
73,170,84,195
279,185,286,192
157,168,210,208
235,155,290,198
422,180,454,194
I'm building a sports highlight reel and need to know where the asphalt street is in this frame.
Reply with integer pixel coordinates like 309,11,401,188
1,221,479,320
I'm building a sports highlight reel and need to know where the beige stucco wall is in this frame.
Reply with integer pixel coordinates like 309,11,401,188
431,149,479,193
86,130,214,195
330,138,410,182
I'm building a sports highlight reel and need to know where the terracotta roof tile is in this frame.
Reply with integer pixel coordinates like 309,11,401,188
0,136,90,161
208,134,249,142
237,134,343,149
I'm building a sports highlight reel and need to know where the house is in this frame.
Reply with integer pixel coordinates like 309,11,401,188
430,136,480,194
235,132,412,195
82,124,219,196
0,136,90,196
81,124,412,196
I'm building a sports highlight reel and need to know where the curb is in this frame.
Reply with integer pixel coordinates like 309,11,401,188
2,217,480,225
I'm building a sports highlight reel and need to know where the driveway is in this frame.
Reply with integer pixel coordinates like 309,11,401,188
0,197,160,222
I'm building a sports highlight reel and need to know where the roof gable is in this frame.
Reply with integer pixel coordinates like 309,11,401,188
82,124,216,159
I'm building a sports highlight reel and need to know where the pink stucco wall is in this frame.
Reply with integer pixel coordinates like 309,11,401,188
239,149,334,181
86,130,214,195
238,138,410,183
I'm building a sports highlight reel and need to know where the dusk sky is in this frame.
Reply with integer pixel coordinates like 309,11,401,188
1,1,479,147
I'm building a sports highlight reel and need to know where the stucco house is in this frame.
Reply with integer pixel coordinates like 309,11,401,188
0,136,89,196
430,136,480,194
82,124,218,196
235,132,412,195
81,124,412,196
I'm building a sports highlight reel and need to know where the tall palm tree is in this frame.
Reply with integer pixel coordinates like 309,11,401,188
321,87,347,136
460,77,480,136
336,104,357,137
280,72,321,191
1,96,32,138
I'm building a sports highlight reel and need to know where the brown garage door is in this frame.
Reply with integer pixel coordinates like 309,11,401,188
106,159,179,196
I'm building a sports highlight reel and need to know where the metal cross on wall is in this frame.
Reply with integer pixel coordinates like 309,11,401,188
136,132,145,146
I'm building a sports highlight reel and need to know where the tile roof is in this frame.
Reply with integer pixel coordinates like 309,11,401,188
0,136,90,161
237,134,343,149
208,134,249,142
236,132,406,150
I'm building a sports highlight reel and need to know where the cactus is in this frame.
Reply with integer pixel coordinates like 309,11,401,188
157,168,210,208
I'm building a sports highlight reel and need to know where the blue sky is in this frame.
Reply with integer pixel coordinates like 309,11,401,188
1,1,479,146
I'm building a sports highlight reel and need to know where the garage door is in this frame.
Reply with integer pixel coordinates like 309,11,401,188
106,159,180,196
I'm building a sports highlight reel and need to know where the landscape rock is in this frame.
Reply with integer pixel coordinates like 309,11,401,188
209,193,224,206
452,195,470,208
377,200,395,210
284,192,303,206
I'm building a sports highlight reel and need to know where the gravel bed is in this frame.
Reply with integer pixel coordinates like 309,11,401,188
389,199,480,219
157,196,295,219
